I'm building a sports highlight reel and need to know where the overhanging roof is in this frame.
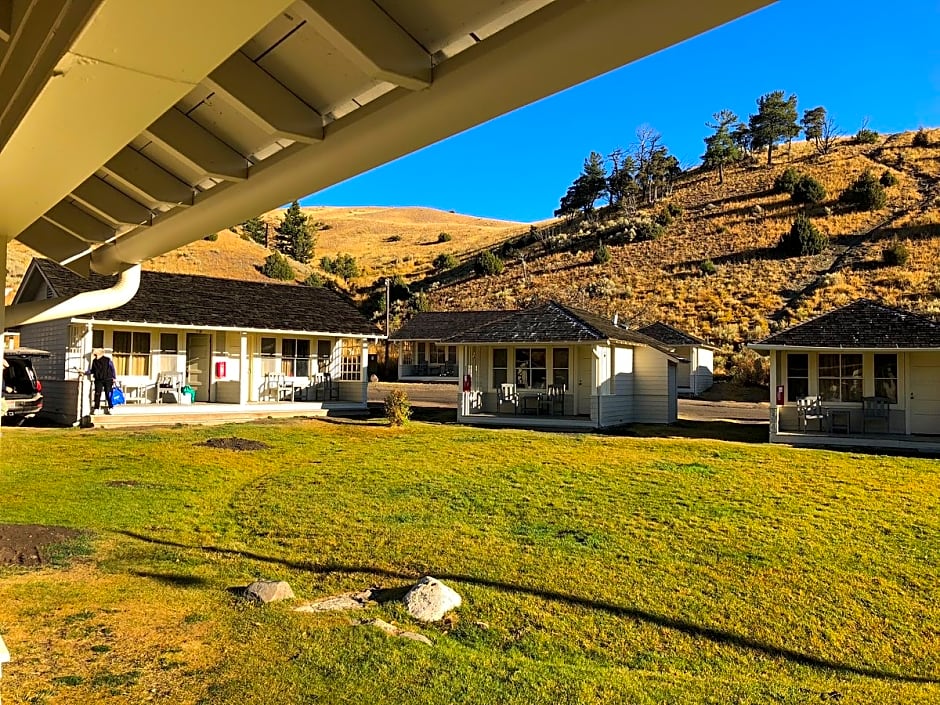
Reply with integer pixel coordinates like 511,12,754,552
0,0,774,277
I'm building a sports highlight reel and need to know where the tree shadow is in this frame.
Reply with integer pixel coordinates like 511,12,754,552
115,530,940,685
131,570,208,588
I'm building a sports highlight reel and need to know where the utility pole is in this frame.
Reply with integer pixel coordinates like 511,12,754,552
384,277,391,377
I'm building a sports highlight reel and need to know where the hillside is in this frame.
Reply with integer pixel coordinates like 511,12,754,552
6,130,940,371
429,130,940,358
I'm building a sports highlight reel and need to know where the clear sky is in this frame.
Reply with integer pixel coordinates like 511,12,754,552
301,0,940,223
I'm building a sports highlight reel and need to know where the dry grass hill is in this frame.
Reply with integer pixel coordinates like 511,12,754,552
6,130,940,371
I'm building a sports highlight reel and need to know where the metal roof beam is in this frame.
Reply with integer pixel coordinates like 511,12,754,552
205,51,323,144
143,107,249,182
72,176,152,227
44,201,115,243
102,148,194,207
296,0,431,90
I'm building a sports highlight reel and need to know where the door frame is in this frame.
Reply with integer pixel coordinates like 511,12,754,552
186,332,213,403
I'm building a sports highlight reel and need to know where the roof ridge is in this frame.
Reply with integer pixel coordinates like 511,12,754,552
551,301,607,339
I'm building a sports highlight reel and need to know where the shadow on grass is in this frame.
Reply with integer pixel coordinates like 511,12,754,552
609,420,768,444
117,530,938,685
131,570,209,588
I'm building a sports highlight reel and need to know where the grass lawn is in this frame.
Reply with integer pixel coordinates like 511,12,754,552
0,418,938,704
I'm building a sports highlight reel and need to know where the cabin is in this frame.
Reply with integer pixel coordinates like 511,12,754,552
449,301,680,429
636,321,715,396
750,298,940,451
12,259,381,425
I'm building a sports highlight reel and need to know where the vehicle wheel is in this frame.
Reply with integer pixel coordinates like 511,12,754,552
1,416,26,427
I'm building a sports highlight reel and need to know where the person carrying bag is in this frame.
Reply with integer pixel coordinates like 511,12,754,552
86,348,117,415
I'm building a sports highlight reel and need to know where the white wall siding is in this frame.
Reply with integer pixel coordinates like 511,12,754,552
633,346,672,424
598,345,634,428
691,348,714,395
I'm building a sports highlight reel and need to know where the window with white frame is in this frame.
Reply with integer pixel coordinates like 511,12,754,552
874,354,898,404
430,344,456,365
552,348,570,389
281,338,311,377
158,333,179,372
493,348,508,388
400,341,414,366
317,340,333,373
340,339,362,380
112,331,151,376
818,353,863,402
515,348,547,389
260,337,278,374
786,353,809,402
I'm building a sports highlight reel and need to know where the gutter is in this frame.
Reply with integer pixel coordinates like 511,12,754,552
4,265,141,328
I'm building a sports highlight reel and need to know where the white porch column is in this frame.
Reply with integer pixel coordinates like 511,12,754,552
360,339,369,403
239,332,249,405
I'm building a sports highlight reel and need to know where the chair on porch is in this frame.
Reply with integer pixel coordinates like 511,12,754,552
262,373,295,402
862,396,890,433
539,384,566,416
316,372,340,401
496,383,519,415
156,372,184,403
796,396,827,432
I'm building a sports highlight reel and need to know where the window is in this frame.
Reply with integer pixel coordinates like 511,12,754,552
493,348,508,388
430,344,457,365
515,348,547,389
317,340,333,373
874,354,898,404
282,338,311,377
786,353,809,402
340,339,362,380
158,333,179,372
112,331,151,376
552,348,570,389
260,337,277,374
92,329,104,349
416,342,427,365
400,341,414,366
818,353,862,402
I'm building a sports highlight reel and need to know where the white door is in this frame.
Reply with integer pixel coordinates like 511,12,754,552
577,346,593,415
186,333,212,402
910,352,940,435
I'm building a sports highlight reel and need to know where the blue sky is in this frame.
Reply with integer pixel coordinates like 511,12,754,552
302,0,940,223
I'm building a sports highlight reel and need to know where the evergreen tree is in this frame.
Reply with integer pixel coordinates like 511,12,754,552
801,107,826,149
261,252,295,280
275,201,315,262
241,216,268,246
555,152,607,217
748,91,799,165
702,110,741,184
607,149,638,210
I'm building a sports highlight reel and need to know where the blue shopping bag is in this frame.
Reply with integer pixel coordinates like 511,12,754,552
109,386,125,406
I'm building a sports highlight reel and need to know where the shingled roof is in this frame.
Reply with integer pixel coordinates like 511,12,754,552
446,301,676,355
637,321,708,347
26,259,380,336
752,299,940,349
389,310,513,341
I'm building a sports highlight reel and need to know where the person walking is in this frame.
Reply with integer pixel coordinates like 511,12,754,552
87,348,117,415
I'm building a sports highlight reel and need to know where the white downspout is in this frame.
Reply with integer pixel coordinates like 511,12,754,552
4,265,141,328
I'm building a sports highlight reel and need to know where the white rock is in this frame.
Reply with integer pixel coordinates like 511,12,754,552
293,590,375,613
356,618,432,646
244,580,295,603
403,577,462,622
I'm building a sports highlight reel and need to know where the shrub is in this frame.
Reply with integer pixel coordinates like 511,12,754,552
387,235,402,242
779,213,828,256
665,202,684,219
634,219,665,241
476,250,504,276
699,259,717,276
855,128,879,144
728,349,770,387
304,272,324,287
655,210,673,227
322,254,359,280
437,232,452,243
773,167,802,195
384,390,412,426
882,241,910,266
593,242,611,264
203,232,219,242
879,170,898,187
433,253,459,271
261,252,295,280
840,170,887,211
791,175,827,205
912,128,930,147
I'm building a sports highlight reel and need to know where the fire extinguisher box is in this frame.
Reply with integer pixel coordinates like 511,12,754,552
215,360,227,379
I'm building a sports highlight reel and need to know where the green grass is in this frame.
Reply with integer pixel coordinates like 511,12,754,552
0,419,938,704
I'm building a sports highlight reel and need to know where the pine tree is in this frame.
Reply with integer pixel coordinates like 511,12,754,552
275,201,315,262
555,151,608,217
748,91,799,165
801,107,826,149
702,110,741,184
241,216,268,246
